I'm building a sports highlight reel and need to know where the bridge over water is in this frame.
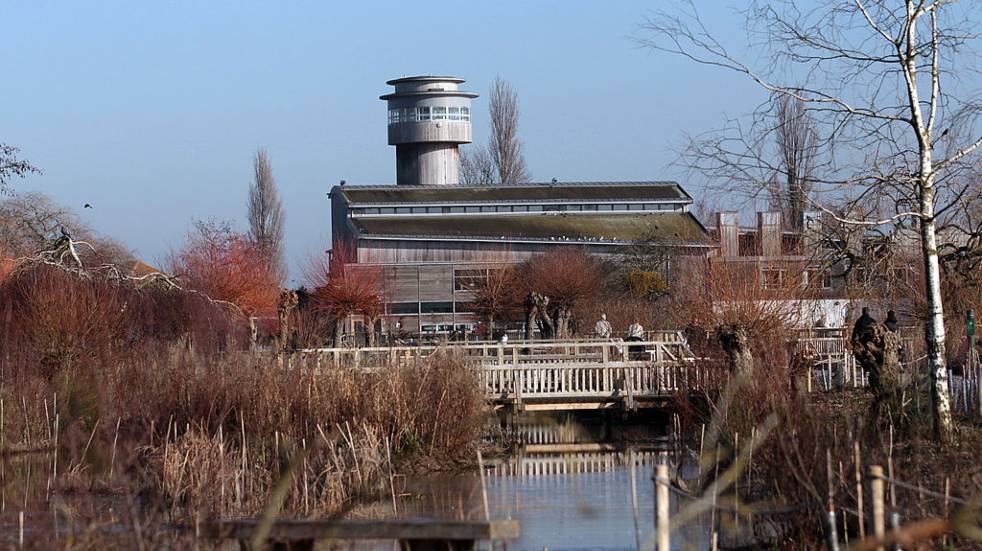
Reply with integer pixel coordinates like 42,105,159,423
301,331,979,415
301,331,723,413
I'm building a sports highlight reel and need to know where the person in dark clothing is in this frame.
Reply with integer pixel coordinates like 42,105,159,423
884,310,899,333
851,306,887,393
855,307,876,331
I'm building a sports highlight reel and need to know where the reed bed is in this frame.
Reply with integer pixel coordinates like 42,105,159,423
0,346,488,525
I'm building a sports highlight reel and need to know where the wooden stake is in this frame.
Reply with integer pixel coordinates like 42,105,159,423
709,443,721,544
842,509,850,547
655,464,670,551
630,449,641,551
869,465,885,551
477,450,490,522
52,414,58,480
826,449,840,551
942,476,951,548
384,436,398,515
734,432,740,531
698,423,706,480
854,441,865,539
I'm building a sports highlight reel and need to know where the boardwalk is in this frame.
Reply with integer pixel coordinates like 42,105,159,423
303,332,713,412
301,332,980,416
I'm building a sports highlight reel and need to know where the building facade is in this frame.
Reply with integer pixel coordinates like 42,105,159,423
325,75,713,338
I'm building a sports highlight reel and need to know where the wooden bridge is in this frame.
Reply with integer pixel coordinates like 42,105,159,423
301,331,715,412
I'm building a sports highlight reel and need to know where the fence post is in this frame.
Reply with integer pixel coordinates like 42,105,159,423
854,441,865,540
655,463,670,551
869,465,885,551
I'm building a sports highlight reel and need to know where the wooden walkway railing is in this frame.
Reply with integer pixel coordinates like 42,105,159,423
301,335,702,411
299,332,692,370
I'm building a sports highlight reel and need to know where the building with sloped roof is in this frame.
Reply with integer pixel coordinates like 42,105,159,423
327,76,712,337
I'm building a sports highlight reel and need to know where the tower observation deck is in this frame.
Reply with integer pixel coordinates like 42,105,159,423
380,76,479,186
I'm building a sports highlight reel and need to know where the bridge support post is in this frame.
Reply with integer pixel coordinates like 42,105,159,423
625,366,636,411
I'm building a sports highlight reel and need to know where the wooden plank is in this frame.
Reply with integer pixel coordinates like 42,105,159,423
197,519,519,541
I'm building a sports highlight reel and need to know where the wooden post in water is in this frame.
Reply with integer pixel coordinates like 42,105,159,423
477,451,490,522
655,464,670,551
630,449,641,551
869,465,885,551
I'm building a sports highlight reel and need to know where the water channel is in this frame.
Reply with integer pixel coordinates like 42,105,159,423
1,414,726,550
390,413,715,551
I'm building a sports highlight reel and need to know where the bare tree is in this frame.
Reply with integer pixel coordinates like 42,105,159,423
772,95,819,229
0,192,87,257
460,145,496,185
469,264,522,338
247,149,286,284
0,143,41,194
519,248,603,339
488,77,530,184
641,0,982,442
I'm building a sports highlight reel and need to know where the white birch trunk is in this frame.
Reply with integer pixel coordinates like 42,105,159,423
904,1,954,442
918,176,954,442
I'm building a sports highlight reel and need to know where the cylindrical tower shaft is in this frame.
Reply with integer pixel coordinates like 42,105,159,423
396,143,460,187
381,76,478,186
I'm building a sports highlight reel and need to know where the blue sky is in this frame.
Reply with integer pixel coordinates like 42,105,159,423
2,1,764,280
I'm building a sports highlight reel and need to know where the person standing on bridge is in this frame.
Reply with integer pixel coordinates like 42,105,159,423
595,313,612,339
627,319,645,360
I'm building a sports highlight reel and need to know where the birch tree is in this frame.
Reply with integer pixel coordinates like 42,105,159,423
641,0,982,442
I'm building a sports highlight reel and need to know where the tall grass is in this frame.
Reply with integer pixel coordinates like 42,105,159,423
0,264,488,526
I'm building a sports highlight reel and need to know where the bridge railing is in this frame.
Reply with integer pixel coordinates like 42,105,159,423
482,362,716,403
299,335,693,371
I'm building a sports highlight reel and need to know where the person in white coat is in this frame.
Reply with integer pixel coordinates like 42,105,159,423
595,313,612,339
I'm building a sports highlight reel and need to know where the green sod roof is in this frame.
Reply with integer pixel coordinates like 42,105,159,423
351,212,710,244
336,181,690,204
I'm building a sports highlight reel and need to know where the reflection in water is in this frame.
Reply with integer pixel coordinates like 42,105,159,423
486,449,710,551
398,414,712,551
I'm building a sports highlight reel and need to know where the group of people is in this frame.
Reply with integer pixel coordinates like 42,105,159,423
593,313,645,341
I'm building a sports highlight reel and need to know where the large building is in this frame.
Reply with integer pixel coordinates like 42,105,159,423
328,76,712,336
